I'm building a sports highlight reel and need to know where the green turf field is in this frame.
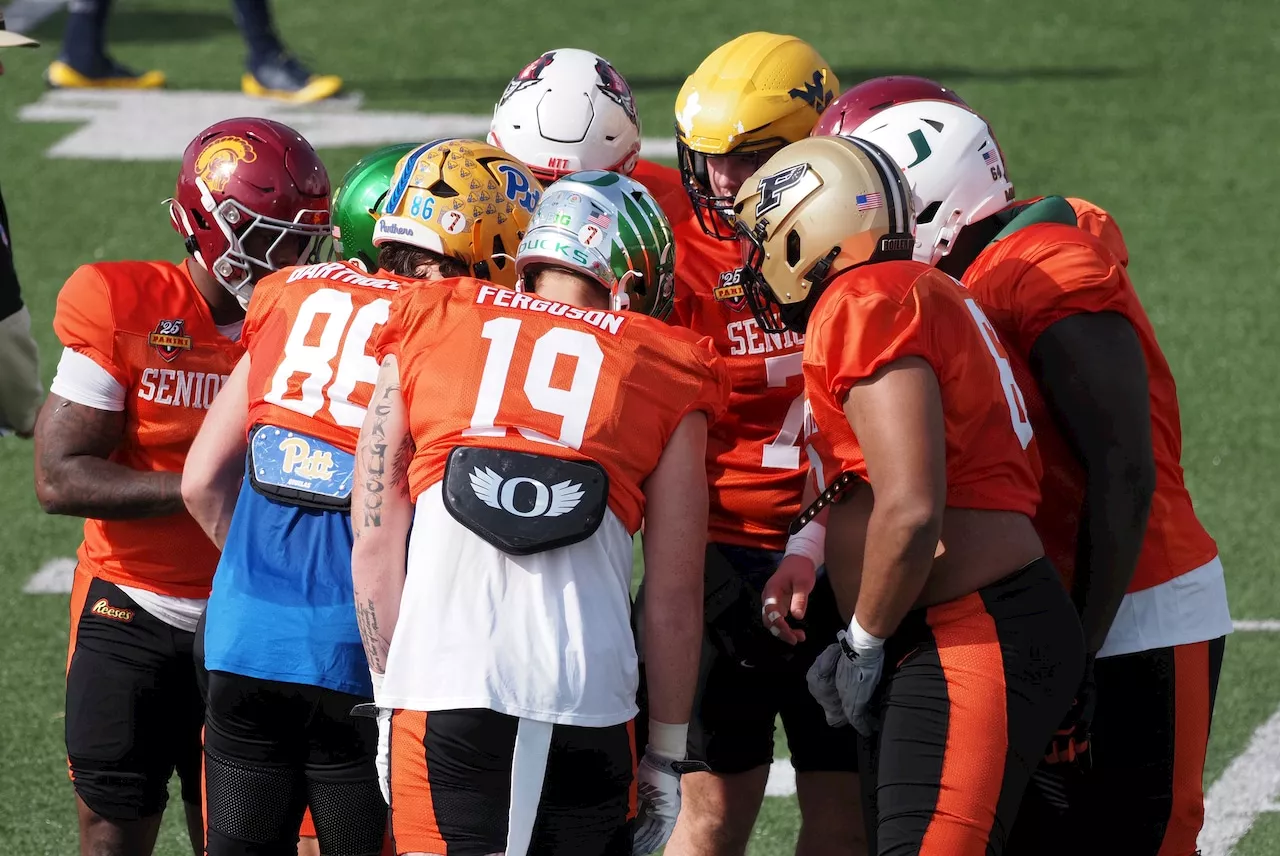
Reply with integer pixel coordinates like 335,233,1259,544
0,0,1277,853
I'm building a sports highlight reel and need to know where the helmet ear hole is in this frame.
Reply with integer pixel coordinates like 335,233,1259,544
786,229,802,267
917,201,942,225
492,235,508,269
428,179,459,198
189,208,210,231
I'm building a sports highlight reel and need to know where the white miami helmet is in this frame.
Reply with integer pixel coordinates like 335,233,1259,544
849,100,1015,266
488,48,641,182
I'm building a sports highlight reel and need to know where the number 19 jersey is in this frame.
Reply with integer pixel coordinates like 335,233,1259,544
379,278,729,534
376,277,729,726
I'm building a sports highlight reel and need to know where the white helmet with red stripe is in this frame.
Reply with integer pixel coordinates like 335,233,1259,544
848,100,1014,266
488,48,641,182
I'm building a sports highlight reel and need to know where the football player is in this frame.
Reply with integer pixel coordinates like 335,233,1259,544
643,32,863,856
290,141,415,856
351,171,729,856
844,101,1231,856
488,47,686,212
180,139,539,856
33,117,330,856
741,134,1085,856
812,75,1129,267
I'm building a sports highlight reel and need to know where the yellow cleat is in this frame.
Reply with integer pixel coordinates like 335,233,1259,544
241,70,343,104
45,59,165,90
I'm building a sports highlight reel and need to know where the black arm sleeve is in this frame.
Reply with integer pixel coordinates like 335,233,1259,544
1029,311,1157,653
0,186,26,321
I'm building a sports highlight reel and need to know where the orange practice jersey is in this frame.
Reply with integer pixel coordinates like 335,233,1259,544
963,222,1217,593
641,164,807,551
244,261,411,453
52,260,244,598
1020,195,1130,268
378,278,730,534
804,261,1041,517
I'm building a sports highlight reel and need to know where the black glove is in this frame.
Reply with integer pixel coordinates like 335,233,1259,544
1045,653,1096,768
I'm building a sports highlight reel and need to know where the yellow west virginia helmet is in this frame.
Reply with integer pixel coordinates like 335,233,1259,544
675,32,839,238
732,136,915,334
373,139,544,286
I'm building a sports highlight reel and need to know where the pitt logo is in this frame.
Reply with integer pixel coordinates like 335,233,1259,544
148,319,193,362
755,164,809,218
280,437,337,482
91,598,134,623
195,135,258,194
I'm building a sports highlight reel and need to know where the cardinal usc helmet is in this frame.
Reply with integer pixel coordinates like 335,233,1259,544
331,143,417,271
515,170,675,319
849,100,1014,266
374,139,543,288
732,136,915,334
170,118,331,308
489,48,641,182
812,75,968,137
675,32,839,239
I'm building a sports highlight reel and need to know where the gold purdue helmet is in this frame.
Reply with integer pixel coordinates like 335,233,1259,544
374,139,544,287
675,32,839,239
732,135,915,334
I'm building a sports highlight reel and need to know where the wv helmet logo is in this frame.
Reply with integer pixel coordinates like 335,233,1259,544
788,71,835,112
755,164,809,217
469,467,585,518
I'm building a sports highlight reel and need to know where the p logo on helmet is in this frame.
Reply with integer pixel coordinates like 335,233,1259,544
195,136,258,194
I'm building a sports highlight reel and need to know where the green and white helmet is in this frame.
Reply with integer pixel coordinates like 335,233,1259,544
515,170,675,319
331,143,417,271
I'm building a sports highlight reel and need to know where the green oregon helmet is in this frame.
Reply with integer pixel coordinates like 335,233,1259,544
331,143,417,270
514,170,675,318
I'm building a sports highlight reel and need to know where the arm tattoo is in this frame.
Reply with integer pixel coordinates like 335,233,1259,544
390,433,414,490
355,597,385,673
359,381,401,529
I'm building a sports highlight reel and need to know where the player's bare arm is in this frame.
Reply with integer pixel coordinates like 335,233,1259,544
182,354,251,550
1030,311,1156,653
841,357,946,639
34,394,184,519
350,355,412,674
640,410,710,729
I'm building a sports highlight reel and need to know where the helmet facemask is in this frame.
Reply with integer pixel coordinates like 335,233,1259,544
191,182,329,307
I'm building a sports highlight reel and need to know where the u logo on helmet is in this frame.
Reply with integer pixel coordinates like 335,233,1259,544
755,164,810,218
195,136,258,193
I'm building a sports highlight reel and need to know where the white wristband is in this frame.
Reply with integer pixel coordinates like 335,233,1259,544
784,519,825,567
647,719,688,761
846,616,886,654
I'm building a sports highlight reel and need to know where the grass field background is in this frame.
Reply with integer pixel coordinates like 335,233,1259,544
0,0,1277,853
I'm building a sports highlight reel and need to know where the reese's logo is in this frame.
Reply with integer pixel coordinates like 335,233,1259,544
91,598,135,623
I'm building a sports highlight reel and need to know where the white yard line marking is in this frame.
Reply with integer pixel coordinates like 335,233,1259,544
1232,620,1280,632
1200,702,1280,856
765,760,796,797
22,556,75,594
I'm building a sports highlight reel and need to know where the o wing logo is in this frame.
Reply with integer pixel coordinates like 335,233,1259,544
470,466,585,518
194,135,258,193
755,163,809,218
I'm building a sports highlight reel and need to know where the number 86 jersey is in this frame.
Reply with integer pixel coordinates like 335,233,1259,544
378,278,730,535
803,261,1042,516
243,261,409,452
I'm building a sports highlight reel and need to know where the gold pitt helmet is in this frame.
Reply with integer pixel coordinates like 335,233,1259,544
732,135,915,334
675,32,839,239
374,139,544,287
